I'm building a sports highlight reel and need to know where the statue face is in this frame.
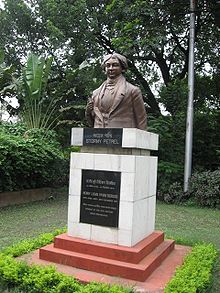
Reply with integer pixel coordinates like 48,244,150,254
104,57,123,79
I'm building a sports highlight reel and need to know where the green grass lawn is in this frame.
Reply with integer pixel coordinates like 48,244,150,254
156,202,220,293
0,188,68,251
0,188,219,292
156,202,220,248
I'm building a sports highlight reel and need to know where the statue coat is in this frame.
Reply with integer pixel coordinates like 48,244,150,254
86,78,147,130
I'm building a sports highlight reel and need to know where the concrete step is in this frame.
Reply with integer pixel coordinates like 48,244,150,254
39,238,175,282
53,231,164,264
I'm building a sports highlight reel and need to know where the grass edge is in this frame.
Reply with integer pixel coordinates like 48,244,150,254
0,229,218,293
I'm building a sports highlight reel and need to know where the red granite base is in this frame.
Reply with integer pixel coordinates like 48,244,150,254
39,231,175,282
20,235,191,292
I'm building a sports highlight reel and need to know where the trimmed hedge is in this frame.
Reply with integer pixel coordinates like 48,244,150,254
165,244,218,292
0,123,69,192
1,228,67,258
0,229,133,293
0,230,218,293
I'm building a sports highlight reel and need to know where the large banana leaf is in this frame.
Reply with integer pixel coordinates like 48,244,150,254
21,53,56,130
23,54,44,101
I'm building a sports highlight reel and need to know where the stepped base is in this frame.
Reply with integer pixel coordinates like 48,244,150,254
20,243,190,292
39,231,175,282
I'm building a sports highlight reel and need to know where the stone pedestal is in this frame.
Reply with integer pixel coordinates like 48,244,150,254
39,128,181,283
68,128,158,247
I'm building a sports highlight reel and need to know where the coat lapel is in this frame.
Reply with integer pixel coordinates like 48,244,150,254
93,76,127,118
93,82,106,126
109,77,127,115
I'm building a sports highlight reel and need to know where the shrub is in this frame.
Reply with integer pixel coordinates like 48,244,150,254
0,229,133,293
0,230,217,293
0,122,27,136
157,161,184,201
157,165,220,209
2,228,66,257
0,123,69,192
165,244,218,292
188,169,220,208
163,182,189,204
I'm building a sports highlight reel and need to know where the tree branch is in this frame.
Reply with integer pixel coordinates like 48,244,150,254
128,60,161,115
153,50,171,86
135,54,157,62
94,31,115,54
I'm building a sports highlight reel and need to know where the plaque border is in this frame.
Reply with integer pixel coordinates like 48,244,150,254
83,128,123,147
80,169,121,228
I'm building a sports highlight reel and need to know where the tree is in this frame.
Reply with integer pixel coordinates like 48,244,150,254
0,49,18,118
1,0,219,115
0,0,219,175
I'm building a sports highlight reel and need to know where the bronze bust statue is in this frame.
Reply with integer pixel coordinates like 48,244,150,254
85,53,147,130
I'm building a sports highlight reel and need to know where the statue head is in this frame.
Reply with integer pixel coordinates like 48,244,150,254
101,53,128,79
101,53,128,72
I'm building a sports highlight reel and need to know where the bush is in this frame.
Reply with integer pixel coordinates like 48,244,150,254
157,161,184,201
0,230,217,293
163,182,188,204
0,229,133,293
0,123,69,192
157,164,220,209
0,122,27,136
2,228,67,257
188,169,220,208
165,244,218,293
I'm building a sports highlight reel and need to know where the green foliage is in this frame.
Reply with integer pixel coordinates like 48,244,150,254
0,255,29,290
0,49,16,93
0,257,132,293
162,182,187,204
148,104,219,201
20,265,68,292
19,53,59,130
1,0,219,115
0,255,82,293
165,244,218,293
82,282,133,293
157,168,220,209
0,229,218,293
159,79,188,115
2,228,66,257
0,0,219,179
188,169,220,209
148,114,185,165
193,110,220,171
0,122,68,192
194,74,220,110
0,230,132,293
0,0,219,127
148,114,185,199
0,121,27,136
0,48,18,116
157,161,184,200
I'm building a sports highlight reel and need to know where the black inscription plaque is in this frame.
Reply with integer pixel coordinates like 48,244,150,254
83,128,123,147
80,169,121,227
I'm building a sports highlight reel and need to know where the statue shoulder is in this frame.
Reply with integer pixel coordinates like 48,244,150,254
126,80,141,94
92,82,105,97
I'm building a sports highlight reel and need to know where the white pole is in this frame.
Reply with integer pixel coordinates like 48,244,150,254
184,0,196,192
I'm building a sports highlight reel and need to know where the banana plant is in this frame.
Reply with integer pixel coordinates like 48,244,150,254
20,53,58,130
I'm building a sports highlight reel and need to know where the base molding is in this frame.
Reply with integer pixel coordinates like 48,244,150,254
39,231,175,282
